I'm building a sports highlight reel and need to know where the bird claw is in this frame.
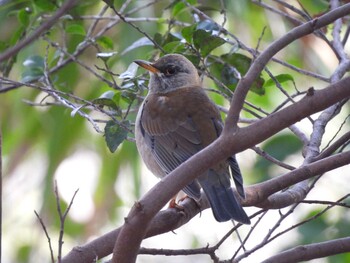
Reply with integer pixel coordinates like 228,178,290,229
168,195,189,211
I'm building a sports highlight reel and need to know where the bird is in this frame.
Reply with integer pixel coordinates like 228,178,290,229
134,54,250,224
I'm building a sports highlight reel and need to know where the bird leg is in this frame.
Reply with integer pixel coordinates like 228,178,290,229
168,192,189,210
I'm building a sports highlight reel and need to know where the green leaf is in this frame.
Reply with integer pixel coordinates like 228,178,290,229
193,29,225,57
33,0,56,11
21,55,45,82
298,0,329,16
96,36,114,50
104,120,130,153
181,24,196,43
16,244,31,263
172,1,186,16
250,78,265,95
209,53,265,95
183,54,200,67
23,55,44,68
163,32,182,46
21,68,44,82
163,41,186,54
66,24,86,36
121,90,136,104
153,32,163,46
187,0,197,4
264,74,294,88
91,91,121,112
18,9,30,26
102,0,114,8
10,26,25,46
0,42,8,52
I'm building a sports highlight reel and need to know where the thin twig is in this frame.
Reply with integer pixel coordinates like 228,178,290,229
300,199,350,208
108,5,165,54
0,0,78,62
54,181,79,263
316,130,350,160
232,210,268,260
34,211,55,263
252,146,296,170
235,193,350,262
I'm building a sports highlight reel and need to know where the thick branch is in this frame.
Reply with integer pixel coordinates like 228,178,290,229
244,151,350,208
111,4,350,262
316,131,350,160
112,4,350,259
63,150,350,263
62,197,202,263
262,237,350,263
224,3,350,131
112,73,350,262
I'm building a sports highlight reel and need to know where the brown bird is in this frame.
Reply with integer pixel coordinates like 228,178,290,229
134,54,250,224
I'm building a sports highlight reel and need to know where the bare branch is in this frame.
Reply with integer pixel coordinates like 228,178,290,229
0,0,78,62
186,1,330,82
107,4,165,54
237,194,350,262
262,237,350,263
62,197,202,263
300,199,350,208
245,151,350,208
112,73,350,262
225,3,350,131
251,146,296,170
316,131,350,160
62,147,350,263
54,181,79,263
34,211,55,263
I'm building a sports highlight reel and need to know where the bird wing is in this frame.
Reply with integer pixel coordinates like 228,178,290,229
211,118,245,198
138,91,211,199
138,87,249,223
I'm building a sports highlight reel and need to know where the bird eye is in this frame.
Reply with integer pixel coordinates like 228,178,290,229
164,67,176,75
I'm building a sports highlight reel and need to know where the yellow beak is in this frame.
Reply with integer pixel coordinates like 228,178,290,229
134,60,160,74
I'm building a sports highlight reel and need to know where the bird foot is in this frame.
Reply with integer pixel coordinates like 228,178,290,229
168,195,189,210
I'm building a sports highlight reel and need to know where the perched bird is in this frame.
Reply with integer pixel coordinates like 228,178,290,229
134,54,250,224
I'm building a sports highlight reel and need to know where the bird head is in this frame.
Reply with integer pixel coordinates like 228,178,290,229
134,54,201,94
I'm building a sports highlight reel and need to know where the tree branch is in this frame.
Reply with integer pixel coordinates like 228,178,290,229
224,3,350,131
262,237,350,263
62,197,202,263
34,211,55,263
111,75,350,262
63,149,350,263
244,151,350,208
316,131,350,160
111,4,350,260
0,0,78,63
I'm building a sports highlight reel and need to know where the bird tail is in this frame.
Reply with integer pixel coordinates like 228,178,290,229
199,170,250,224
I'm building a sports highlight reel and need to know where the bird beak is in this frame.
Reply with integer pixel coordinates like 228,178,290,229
134,60,160,74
